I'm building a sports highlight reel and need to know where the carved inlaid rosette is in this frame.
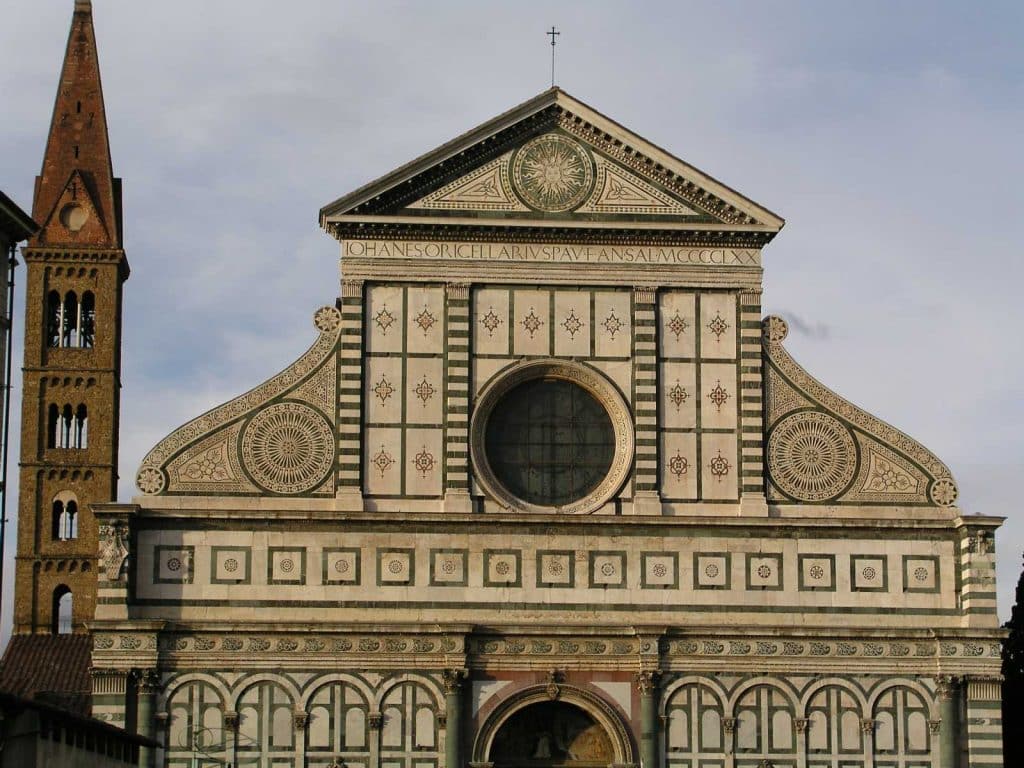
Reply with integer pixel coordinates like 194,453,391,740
511,133,595,212
768,411,857,502
240,402,334,494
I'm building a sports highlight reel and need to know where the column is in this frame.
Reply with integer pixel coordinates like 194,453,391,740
632,286,660,514
444,669,467,768
369,710,383,768
861,718,876,768
965,675,1004,768
794,717,809,768
739,289,767,515
136,669,160,768
722,717,736,768
636,671,659,768
937,675,959,768
294,711,309,765
444,283,472,512
337,279,365,509
224,711,239,768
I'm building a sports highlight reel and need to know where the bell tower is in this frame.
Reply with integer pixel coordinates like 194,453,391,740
13,0,128,634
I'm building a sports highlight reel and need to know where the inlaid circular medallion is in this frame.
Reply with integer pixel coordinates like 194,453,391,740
767,411,857,501
241,402,333,494
511,133,594,212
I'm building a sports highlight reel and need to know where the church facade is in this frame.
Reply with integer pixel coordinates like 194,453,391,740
88,88,1004,768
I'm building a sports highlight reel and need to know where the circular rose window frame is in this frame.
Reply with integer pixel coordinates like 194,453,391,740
470,359,634,514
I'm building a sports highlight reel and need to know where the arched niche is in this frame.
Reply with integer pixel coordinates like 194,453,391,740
473,685,634,768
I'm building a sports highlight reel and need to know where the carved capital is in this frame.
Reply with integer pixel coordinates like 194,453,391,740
861,718,875,734
293,712,309,731
793,718,809,733
368,712,383,730
635,670,660,696
442,668,467,694
633,285,657,304
437,711,448,728
936,674,960,699
447,282,470,301
224,712,239,730
929,719,942,734
136,668,161,694
341,279,364,299
722,717,736,733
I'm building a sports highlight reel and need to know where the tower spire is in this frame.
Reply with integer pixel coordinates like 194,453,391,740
32,0,120,248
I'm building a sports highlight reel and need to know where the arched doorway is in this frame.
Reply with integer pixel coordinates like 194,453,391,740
490,701,614,768
473,685,635,768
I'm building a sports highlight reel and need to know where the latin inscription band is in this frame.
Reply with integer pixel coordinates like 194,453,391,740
343,239,760,266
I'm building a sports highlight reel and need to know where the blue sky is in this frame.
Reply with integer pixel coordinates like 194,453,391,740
1,1,1021,637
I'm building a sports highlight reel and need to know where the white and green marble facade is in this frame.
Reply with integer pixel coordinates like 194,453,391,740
94,89,1003,768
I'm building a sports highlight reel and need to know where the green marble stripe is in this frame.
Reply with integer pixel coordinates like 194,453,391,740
340,297,361,306
740,320,763,329
339,416,361,425
741,381,760,390
963,591,998,599
340,342,362,350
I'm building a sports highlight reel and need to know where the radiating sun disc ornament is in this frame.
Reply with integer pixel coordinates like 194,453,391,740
512,133,594,212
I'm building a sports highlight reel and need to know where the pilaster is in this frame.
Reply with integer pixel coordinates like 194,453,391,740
959,525,999,627
444,283,472,512
90,666,129,728
632,285,660,513
965,675,1003,768
739,288,766,515
337,279,365,508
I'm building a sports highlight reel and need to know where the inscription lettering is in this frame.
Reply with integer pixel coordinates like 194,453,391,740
344,239,759,266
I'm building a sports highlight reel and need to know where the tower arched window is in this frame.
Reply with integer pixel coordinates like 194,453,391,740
74,404,88,448
61,291,78,347
46,291,62,347
47,403,59,449
47,290,96,348
49,404,87,449
52,586,73,635
52,493,78,541
80,291,95,348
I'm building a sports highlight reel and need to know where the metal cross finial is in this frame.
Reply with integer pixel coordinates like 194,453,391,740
547,26,561,87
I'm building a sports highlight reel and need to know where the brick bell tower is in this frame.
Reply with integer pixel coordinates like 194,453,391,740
13,0,128,636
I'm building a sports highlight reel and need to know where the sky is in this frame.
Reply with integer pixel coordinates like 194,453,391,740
0,1,1021,639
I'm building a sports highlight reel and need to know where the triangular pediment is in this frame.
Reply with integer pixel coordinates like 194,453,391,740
36,170,112,247
321,88,784,241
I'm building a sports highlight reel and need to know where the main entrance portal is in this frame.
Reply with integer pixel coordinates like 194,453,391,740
488,701,616,768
